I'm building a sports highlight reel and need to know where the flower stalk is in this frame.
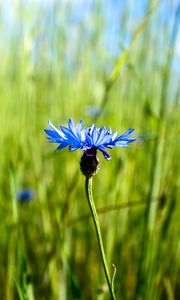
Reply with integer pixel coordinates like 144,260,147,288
85,177,116,300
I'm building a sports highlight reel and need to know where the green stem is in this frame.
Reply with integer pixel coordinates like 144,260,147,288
85,177,116,300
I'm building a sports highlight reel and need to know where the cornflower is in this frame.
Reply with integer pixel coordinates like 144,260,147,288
44,118,136,300
45,118,135,177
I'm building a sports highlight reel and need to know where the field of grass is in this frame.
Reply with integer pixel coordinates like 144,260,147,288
0,1,180,299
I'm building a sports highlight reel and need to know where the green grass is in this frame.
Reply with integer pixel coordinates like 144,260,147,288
0,1,180,299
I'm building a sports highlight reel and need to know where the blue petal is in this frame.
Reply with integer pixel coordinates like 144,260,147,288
44,129,60,139
56,142,69,151
98,146,111,160
98,133,112,145
68,119,79,139
86,134,93,147
48,121,65,138
91,126,98,144
77,120,83,131
119,128,134,138
95,126,106,145
115,141,129,148
60,125,81,146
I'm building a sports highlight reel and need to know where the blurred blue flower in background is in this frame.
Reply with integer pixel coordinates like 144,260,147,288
45,118,136,160
16,189,35,202
85,105,101,117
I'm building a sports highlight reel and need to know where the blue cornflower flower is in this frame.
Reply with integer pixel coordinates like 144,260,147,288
85,105,101,117
44,118,136,160
16,189,35,202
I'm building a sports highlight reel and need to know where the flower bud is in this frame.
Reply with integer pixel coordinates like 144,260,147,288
80,148,99,178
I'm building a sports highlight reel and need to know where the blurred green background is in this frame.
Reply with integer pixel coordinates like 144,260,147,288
0,0,179,299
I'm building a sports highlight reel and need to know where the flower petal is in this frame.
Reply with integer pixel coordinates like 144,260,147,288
98,147,111,160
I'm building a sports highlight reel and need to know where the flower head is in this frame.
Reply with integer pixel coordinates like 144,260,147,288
16,189,35,202
44,118,136,160
85,105,101,117
45,119,136,177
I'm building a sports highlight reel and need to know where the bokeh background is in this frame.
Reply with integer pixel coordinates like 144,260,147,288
0,0,180,299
